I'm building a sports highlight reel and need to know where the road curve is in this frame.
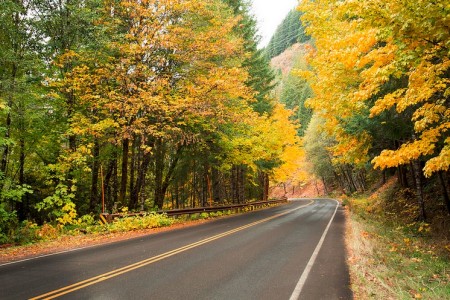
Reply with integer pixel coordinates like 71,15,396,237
0,199,352,300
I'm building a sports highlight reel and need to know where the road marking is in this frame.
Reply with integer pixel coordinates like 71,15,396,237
289,199,339,300
30,200,314,300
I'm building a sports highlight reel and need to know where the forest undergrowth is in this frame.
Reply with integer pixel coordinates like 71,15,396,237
345,177,450,299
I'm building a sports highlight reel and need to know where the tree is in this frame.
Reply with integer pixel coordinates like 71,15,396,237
299,0,450,218
279,55,313,136
265,9,310,59
0,0,51,221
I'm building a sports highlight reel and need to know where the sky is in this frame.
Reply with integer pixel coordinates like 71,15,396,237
250,0,299,48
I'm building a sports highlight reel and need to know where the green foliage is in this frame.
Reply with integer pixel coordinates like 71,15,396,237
0,181,33,243
279,56,313,136
223,0,275,115
1,182,33,203
0,203,17,244
35,183,77,226
105,213,174,233
2,220,60,245
15,221,40,244
303,115,335,181
209,211,223,217
77,214,96,226
200,212,210,219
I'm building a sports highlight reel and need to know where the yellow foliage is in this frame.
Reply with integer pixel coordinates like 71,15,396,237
300,0,450,177
56,202,78,226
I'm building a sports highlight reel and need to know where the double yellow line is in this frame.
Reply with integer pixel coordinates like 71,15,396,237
31,200,314,299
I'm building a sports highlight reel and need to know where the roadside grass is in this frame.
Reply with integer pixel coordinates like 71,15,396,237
345,188,450,299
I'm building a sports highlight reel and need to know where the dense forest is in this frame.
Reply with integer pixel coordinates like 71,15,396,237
1,0,449,246
0,0,305,240
297,0,449,222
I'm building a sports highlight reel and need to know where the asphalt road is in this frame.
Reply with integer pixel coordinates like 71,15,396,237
0,199,352,300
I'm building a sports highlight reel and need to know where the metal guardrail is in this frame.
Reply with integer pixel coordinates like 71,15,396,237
99,198,288,223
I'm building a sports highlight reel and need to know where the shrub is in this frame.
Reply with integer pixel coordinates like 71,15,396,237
0,203,18,244
15,220,40,244
36,223,59,240
35,183,78,226
106,213,174,233
190,213,200,220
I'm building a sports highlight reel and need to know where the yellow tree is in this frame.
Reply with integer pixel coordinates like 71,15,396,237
65,0,256,210
299,0,375,168
268,105,309,194
350,0,450,179
217,103,306,198
300,0,450,216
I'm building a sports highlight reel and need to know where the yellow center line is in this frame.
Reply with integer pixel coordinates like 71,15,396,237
30,200,314,300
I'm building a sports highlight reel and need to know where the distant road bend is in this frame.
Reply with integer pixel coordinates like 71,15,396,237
0,198,352,300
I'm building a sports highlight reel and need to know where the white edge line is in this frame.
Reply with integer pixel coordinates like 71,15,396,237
289,199,340,300
0,244,105,267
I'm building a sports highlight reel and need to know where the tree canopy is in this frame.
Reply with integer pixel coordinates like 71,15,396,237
0,0,302,240
299,0,450,218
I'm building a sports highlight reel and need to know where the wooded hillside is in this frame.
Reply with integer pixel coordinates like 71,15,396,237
265,9,310,60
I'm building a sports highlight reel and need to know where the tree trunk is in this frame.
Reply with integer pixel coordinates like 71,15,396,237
139,171,147,211
231,165,237,203
89,139,100,212
16,128,26,221
212,167,222,203
438,171,450,214
1,60,17,177
158,146,183,208
411,160,426,221
175,182,180,209
358,170,366,191
129,151,151,210
103,157,116,212
238,165,245,203
257,171,264,201
347,165,357,192
322,176,328,195
129,138,137,204
263,173,269,201
334,171,345,193
112,156,118,207
397,165,408,188
119,138,129,204
339,166,353,193
202,164,209,207
153,139,165,209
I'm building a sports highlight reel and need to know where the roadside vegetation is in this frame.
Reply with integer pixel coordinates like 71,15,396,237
0,202,280,252
344,178,450,299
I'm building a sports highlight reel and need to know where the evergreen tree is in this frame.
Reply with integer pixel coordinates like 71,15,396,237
265,9,310,59
222,0,275,115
